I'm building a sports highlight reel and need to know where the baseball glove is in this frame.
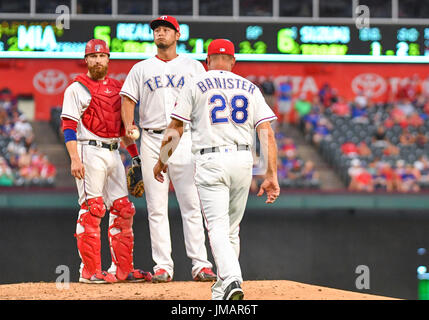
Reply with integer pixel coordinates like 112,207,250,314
127,156,144,197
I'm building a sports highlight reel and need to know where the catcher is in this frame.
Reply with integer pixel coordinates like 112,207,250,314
61,39,151,283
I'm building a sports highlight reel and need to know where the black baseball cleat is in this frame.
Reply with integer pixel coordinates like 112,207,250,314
223,281,244,300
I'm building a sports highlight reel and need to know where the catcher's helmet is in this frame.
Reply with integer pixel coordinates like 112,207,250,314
85,39,110,57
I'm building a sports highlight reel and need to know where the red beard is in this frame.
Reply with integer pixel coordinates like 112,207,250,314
88,64,108,80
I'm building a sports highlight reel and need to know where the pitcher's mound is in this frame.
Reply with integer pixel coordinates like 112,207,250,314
0,280,398,300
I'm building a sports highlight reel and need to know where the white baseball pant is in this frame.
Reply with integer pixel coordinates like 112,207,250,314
140,129,213,279
74,142,129,276
193,146,253,300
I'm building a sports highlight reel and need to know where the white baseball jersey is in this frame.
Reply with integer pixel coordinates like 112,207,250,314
60,82,120,144
119,54,213,279
61,80,134,279
171,70,277,153
120,55,206,129
175,69,277,299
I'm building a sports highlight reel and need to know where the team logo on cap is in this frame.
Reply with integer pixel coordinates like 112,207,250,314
95,45,102,52
220,48,226,52
160,15,167,19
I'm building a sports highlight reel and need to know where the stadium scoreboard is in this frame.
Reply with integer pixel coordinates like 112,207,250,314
0,20,428,59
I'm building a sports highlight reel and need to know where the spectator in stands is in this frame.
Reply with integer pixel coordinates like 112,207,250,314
341,141,359,158
393,159,406,188
311,95,324,113
277,160,288,181
287,160,302,182
294,93,312,124
301,106,321,136
422,100,429,120
0,117,14,137
18,157,41,186
377,161,395,192
407,111,424,128
275,160,290,188
399,127,416,146
398,98,415,117
349,163,374,192
7,133,26,160
371,125,399,156
414,94,426,110
372,125,387,147
0,88,56,187
39,155,56,186
348,158,363,179
372,165,388,191
301,160,320,188
277,78,293,126
312,117,333,147
13,114,32,138
278,137,297,158
354,90,368,108
15,115,35,149
397,164,421,193
319,83,336,108
415,128,428,149
0,103,7,128
331,96,351,117
383,142,400,156
0,87,18,118
357,141,372,157
416,156,429,185
385,103,408,128
280,149,303,187
260,76,276,109
0,156,14,186
281,148,301,171
351,93,369,124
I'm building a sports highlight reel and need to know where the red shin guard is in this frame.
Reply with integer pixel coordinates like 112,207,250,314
75,197,106,276
108,196,136,280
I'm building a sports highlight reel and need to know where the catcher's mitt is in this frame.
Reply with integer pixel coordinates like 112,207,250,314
127,156,144,197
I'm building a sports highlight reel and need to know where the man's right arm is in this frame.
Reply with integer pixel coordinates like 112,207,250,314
61,84,85,180
65,139,85,180
121,95,138,139
120,64,141,139
256,121,280,203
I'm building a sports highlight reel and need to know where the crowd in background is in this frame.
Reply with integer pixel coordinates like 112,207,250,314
39,72,429,193
0,88,56,187
246,75,321,191
252,74,429,193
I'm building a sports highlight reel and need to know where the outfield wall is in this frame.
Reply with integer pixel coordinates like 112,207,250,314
0,191,428,299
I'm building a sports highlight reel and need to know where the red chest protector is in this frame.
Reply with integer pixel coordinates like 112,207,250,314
75,74,125,138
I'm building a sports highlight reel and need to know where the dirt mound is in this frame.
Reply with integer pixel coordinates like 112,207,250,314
0,280,397,300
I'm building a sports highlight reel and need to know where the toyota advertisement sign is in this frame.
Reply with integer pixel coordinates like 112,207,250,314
0,59,428,120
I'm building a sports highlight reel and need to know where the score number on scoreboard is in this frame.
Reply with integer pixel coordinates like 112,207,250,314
273,24,428,56
0,20,428,58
